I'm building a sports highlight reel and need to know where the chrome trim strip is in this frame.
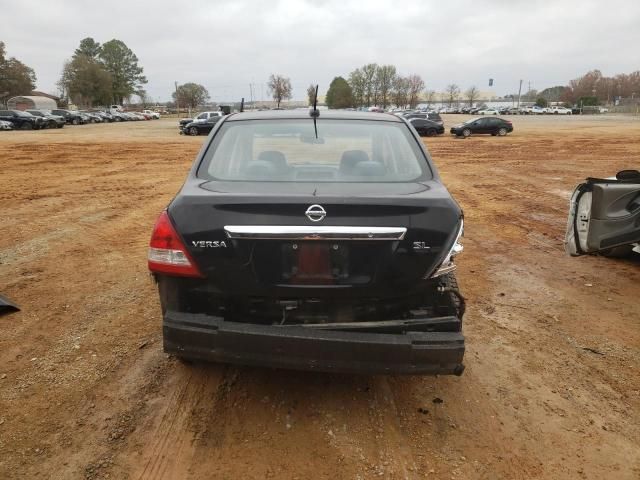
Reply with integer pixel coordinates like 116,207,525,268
224,225,407,240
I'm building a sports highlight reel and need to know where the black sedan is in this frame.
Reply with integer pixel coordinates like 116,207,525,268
151,110,466,375
0,110,43,130
181,116,222,136
409,118,445,136
450,117,513,137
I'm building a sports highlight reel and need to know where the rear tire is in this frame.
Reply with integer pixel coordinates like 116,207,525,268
72,118,79,125
498,127,507,136
426,128,436,137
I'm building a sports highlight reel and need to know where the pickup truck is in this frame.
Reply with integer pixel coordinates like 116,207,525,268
178,111,224,132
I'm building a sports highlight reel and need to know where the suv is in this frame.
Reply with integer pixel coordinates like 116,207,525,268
149,110,466,375
0,110,43,130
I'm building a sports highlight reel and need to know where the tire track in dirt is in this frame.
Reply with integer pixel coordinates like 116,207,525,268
131,365,228,480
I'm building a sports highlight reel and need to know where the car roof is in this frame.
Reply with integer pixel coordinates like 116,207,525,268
224,110,403,123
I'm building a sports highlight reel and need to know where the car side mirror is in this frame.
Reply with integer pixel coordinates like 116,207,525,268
616,170,640,181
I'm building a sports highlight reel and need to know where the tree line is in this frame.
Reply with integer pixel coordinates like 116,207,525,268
57,37,147,107
561,69,640,105
5,38,639,111
0,42,36,105
318,64,427,109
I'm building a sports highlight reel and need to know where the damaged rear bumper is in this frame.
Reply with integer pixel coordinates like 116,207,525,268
163,311,465,375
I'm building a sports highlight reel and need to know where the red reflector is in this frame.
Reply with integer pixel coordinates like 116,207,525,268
148,211,203,277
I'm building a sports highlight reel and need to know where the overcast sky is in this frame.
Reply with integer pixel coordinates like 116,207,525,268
2,0,639,102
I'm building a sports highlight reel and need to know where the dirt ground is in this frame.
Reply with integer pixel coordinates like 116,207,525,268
0,115,639,480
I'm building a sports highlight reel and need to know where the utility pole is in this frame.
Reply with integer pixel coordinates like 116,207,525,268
517,79,523,109
174,81,179,116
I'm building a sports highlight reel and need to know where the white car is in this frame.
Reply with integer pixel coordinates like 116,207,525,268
478,108,499,115
551,107,572,115
599,107,609,113
0,120,14,130
142,109,160,119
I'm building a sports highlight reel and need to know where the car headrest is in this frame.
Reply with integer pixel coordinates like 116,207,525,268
352,160,386,177
257,150,288,170
339,150,370,174
244,160,278,179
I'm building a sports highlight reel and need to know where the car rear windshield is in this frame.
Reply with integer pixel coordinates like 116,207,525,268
198,119,431,182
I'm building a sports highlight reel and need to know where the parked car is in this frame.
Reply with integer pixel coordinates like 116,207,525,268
477,108,499,115
51,109,86,125
450,117,513,137
403,112,444,125
0,110,43,130
502,107,520,115
149,110,466,375
393,109,416,117
142,109,160,119
79,111,103,123
530,106,545,115
0,120,14,130
110,111,128,121
408,118,445,136
179,111,224,132
26,110,65,128
565,169,640,257
91,111,114,122
181,115,222,136
550,106,572,115
598,107,609,113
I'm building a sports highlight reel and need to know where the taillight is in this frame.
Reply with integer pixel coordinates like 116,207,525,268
148,211,203,277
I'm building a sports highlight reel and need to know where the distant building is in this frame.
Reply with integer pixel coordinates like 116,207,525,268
7,95,57,111
30,91,61,102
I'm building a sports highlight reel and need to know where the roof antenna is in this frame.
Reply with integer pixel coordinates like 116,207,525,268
309,85,319,138
240,97,244,112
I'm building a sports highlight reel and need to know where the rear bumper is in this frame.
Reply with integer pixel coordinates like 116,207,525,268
163,311,465,375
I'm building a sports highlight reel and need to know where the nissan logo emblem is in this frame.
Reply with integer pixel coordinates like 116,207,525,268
305,204,326,222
